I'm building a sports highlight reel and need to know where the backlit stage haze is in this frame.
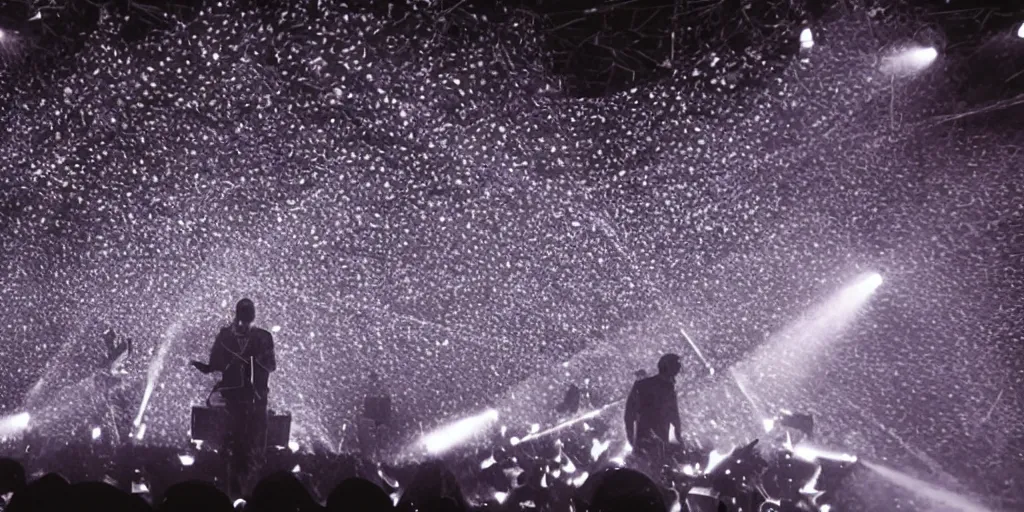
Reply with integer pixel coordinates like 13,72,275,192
1,0,1023,510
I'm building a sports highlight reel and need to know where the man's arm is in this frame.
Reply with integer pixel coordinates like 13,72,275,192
207,331,228,372
624,383,639,446
670,393,683,443
256,333,276,372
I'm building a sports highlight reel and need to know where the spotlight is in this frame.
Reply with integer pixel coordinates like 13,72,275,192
913,47,938,64
178,454,195,466
288,440,300,453
421,409,499,454
91,427,102,441
800,28,814,49
882,46,938,76
1018,22,1024,39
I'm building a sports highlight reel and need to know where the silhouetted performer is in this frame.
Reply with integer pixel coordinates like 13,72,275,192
556,384,582,415
192,298,276,495
359,372,392,458
101,327,132,375
624,354,683,449
96,327,134,445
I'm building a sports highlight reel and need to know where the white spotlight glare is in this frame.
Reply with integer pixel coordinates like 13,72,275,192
912,47,938,66
288,440,300,452
91,427,102,440
1018,22,1024,39
865,272,883,290
421,409,500,454
178,454,195,466
800,28,814,49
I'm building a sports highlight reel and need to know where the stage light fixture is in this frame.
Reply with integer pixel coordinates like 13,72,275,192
800,28,814,49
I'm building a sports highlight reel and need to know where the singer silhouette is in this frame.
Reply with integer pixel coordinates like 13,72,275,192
192,298,276,496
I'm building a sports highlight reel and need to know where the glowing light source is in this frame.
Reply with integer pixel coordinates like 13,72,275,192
705,447,733,474
791,443,858,464
92,427,102,440
135,423,147,440
494,492,509,504
0,412,31,438
590,438,610,461
1017,22,1024,39
883,46,938,75
271,325,282,333
288,440,300,452
233,499,246,510
421,409,499,454
762,418,776,433
571,471,589,488
800,28,814,49
0,29,6,42
178,454,195,466
291,464,301,473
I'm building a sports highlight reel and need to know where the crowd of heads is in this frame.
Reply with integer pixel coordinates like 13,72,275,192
0,455,679,512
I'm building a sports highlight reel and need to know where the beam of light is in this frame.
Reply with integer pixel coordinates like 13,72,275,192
420,409,499,455
728,368,770,424
731,272,883,399
0,412,31,437
790,443,858,464
516,405,609,444
882,46,939,75
800,28,814,49
680,328,714,375
837,395,961,486
134,320,184,429
862,461,993,512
